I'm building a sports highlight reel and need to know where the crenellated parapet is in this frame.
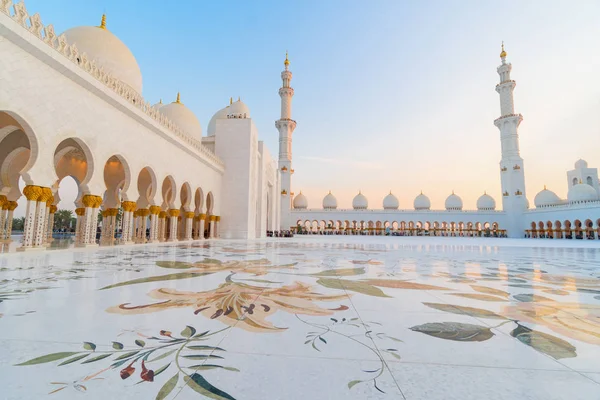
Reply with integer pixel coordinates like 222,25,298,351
0,0,224,169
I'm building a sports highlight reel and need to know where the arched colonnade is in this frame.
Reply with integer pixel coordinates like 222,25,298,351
525,219,600,240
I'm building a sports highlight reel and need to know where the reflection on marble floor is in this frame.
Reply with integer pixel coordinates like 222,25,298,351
1,237,600,399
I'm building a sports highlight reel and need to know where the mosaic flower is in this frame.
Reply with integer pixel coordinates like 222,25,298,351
502,302,600,345
107,281,349,333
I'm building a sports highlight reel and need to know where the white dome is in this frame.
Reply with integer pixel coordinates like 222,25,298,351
575,159,588,169
152,100,163,110
227,99,250,119
62,17,142,94
159,94,202,140
352,192,368,209
383,191,399,209
293,192,308,209
567,183,598,203
414,192,431,210
207,106,229,136
476,193,496,210
445,192,463,210
322,191,338,209
534,187,561,208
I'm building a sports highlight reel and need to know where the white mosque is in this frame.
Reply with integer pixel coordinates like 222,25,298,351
0,2,599,253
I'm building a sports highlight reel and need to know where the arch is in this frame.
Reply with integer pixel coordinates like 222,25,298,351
161,175,177,209
194,187,204,213
180,182,192,211
587,176,593,186
206,191,214,214
572,177,578,186
0,110,40,180
103,155,131,207
136,166,157,208
53,137,94,191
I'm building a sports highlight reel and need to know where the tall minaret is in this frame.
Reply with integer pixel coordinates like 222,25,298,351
276,52,296,230
494,43,527,236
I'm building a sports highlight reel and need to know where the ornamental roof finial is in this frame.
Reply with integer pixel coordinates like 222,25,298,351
500,41,507,58
175,92,181,104
284,50,290,68
99,14,107,30
229,97,233,105
544,185,546,190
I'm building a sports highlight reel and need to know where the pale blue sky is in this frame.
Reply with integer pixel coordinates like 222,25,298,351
18,0,600,213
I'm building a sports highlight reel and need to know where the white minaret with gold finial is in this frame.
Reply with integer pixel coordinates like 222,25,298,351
276,52,296,230
494,43,528,236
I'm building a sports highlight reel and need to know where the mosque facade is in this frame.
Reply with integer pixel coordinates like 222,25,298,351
0,2,599,253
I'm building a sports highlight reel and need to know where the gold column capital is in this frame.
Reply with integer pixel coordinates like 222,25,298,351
7,201,18,211
199,213,207,219
185,211,195,219
82,194,96,208
121,201,137,212
0,195,7,207
107,208,119,216
168,209,180,217
49,205,58,214
149,205,161,215
209,215,216,221
38,187,53,203
138,208,150,217
23,185,43,201
215,216,221,222
75,207,85,216
158,211,167,218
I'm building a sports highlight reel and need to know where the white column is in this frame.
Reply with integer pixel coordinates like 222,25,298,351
33,192,51,248
167,209,179,242
0,196,7,240
215,217,220,238
158,212,166,242
120,201,136,245
74,208,85,245
46,206,56,243
184,212,193,241
19,186,44,250
198,216,206,240
4,203,16,241
209,217,215,239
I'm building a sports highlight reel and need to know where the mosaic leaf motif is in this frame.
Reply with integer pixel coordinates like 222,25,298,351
310,267,366,277
100,272,212,290
410,322,495,342
470,285,510,298
16,352,79,366
316,278,390,298
513,293,555,303
422,302,508,320
156,261,194,269
510,323,577,360
364,279,450,291
156,373,179,400
349,260,383,265
185,373,236,400
447,293,508,302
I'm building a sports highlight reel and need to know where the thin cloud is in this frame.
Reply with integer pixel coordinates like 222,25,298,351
297,156,384,170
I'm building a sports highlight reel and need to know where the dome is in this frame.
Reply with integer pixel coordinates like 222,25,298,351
322,191,337,209
228,99,250,119
414,192,431,210
152,100,163,110
575,159,588,169
383,191,399,209
352,191,368,209
567,182,598,203
534,187,561,208
444,192,463,210
159,93,202,140
476,193,496,210
293,192,308,209
62,15,143,93
207,106,229,136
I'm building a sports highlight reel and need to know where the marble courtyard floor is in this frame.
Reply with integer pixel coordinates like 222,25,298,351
1,237,600,399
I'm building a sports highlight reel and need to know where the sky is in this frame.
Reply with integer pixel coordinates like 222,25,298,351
14,0,600,215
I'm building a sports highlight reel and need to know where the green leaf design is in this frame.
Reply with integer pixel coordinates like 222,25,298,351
513,293,555,303
181,326,196,338
348,380,362,389
470,285,510,298
422,302,508,320
16,352,80,366
510,323,577,360
447,293,507,302
189,364,240,372
114,350,140,361
156,261,193,269
154,363,171,376
83,342,96,351
311,267,366,277
112,342,124,350
100,272,212,290
365,279,450,291
135,340,146,348
81,353,112,364
149,349,177,363
316,278,390,298
58,353,89,366
187,345,225,351
156,373,179,400
184,373,236,400
410,322,494,342
192,330,210,339
183,355,224,360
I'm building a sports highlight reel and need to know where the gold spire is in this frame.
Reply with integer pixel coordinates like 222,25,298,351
543,185,546,190
328,190,332,194
484,190,487,195
237,96,241,102
500,41,507,58
229,97,233,105
284,50,290,67
175,92,181,104
98,13,107,30
579,178,583,184
159,98,162,104
389,190,392,194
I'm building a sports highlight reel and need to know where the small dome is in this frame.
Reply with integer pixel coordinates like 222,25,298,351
444,192,463,210
414,192,431,210
575,159,588,169
152,100,163,110
322,191,337,209
207,106,229,136
62,15,143,93
476,193,496,210
228,99,250,119
534,187,561,208
567,182,598,203
383,191,399,209
352,191,368,209
293,192,308,209
159,93,202,140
